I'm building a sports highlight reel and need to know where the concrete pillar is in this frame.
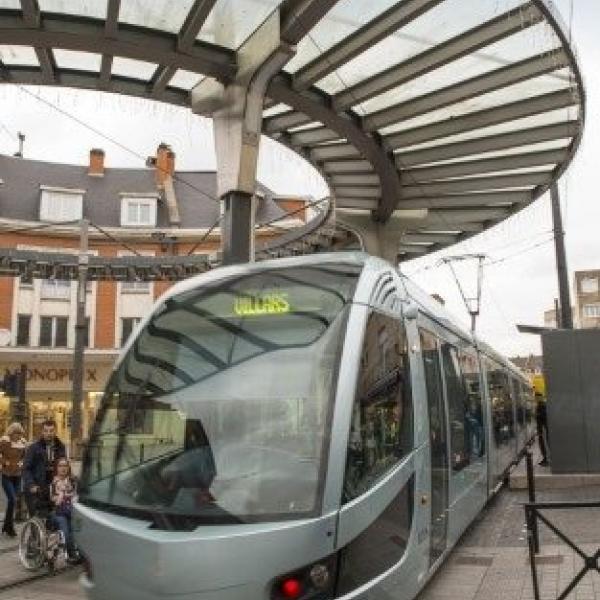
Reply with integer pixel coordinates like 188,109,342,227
191,12,293,264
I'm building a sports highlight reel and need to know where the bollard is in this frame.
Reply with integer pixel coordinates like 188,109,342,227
526,450,540,554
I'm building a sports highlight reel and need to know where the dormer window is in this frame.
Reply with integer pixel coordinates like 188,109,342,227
121,195,157,227
39,186,84,223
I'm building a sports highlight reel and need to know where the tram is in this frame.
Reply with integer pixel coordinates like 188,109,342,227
75,253,534,600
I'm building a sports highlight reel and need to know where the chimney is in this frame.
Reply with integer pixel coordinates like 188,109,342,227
155,143,175,189
88,148,105,177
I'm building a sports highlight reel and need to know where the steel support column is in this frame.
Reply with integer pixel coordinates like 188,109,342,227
550,182,573,329
71,218,88,457
192,12,293,264
221,191,255,265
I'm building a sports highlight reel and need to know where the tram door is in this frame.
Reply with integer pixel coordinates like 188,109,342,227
420,330,449,566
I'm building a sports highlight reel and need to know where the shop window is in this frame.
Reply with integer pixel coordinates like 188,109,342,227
39,316,69,348
41,279,71,300
16,315,31,347
441,344,484,471
343,312,413,502
121,317,141,347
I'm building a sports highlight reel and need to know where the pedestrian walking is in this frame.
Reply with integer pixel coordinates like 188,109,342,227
22,420,66,517
535,393,549,467
0,422,27,537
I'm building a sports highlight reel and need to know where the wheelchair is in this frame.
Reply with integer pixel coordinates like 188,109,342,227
18,497,68,572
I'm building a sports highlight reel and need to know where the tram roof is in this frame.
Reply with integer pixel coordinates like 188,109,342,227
0,0,585,260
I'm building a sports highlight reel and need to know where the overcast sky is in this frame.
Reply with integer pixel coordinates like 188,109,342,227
0,0,596,358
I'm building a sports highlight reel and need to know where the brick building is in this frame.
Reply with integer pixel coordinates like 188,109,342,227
0,145,307,445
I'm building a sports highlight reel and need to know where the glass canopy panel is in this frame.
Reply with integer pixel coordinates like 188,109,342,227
308,0,528,96
118,0,195,33
53,50,102,72
262,103,292,118
357,22,564,116
288,122,325,133
379,69,574,136
0,0,19,8
403,139,572,167
397,107,577,153
112,57,158,81
0,45,38,66
38,0,107,19
169,69,204,91
197,0,283,50
284,0,400,74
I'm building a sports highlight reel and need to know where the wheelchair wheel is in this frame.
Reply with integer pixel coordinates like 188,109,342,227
19,518,47,571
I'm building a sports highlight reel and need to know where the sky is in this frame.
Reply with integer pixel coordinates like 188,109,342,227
0,0,597,358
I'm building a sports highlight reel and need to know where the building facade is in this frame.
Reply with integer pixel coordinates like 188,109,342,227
574,270,600,329
0,145,308,446
543,270,600,330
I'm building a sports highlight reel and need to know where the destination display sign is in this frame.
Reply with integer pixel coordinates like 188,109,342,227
233,291,290,316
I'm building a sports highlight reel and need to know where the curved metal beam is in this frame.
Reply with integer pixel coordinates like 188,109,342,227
267,73,402,222
530,0,587,210
0,66,190,105
0,11,236,81
0,0,586,264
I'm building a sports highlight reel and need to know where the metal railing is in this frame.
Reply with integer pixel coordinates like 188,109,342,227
524,450,600,600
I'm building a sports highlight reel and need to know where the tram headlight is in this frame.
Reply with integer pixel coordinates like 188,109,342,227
309,564,330,589
271,555,337,599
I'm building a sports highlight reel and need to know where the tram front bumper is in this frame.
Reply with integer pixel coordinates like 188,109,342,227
74,503,337,600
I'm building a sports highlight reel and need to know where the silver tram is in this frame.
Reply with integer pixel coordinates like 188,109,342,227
75,253,534,600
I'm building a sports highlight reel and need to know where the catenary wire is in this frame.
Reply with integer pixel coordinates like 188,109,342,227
11,84,332,247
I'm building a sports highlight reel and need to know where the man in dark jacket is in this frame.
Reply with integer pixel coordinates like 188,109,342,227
23,420,66,516
535,393,549,467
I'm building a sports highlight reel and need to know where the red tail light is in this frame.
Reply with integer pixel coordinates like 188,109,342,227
281,578,303,599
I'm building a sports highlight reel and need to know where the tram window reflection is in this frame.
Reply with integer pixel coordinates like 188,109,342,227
485,360,515,448
343,312,413,503
80,264,361,524
459,351,485,462
440,344,485,472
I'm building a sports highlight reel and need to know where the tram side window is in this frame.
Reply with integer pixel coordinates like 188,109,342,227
343,312,413,502
514,378,526,428
485,361,515,448
459,351,485,460
440,344,474,471
522,383,535,428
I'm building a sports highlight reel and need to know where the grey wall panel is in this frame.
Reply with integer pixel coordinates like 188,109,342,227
543,330,588,473
577,330,600,472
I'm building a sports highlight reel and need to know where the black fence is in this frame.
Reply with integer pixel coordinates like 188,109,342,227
523,450,600,600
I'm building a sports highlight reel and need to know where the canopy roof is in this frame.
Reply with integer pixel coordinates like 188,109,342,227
0,0,585,260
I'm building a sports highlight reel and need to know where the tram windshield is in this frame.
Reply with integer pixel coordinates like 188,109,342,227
80,263,361,525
